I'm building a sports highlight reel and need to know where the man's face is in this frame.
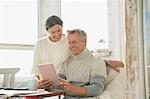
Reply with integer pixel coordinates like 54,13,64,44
68,33,86,55
48,24,63,42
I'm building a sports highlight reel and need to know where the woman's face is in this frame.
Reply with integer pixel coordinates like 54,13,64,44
48,24,63,42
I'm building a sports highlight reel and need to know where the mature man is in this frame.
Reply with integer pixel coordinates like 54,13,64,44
58,29,107,99
38,29,107,99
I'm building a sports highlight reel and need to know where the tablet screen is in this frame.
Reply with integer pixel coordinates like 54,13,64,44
38,64,59,84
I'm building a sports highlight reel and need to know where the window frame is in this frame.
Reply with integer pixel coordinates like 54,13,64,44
38,0,125,60
0,0,38,51
0,0,38,78
0,43,34,50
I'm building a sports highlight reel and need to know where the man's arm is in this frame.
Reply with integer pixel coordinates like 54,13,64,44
83,75,106,96
83,59,107,96
59,59,106,97
59,76,105,97
59,79,87,96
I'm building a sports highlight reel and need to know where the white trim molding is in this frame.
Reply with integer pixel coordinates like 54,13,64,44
107,0,125,61
0,43,34,50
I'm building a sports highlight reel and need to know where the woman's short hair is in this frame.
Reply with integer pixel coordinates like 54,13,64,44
45,15,63,31
67,29,87,41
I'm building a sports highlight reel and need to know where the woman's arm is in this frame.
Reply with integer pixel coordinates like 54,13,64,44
105,60,124,72
32,41,41,75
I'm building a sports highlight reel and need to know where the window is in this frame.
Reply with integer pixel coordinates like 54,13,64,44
0,0,38,79
61,0,108,51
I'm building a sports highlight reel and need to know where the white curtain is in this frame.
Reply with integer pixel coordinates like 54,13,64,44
125,0,145,99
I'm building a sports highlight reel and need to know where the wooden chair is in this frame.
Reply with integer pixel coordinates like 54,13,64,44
0,68,20,88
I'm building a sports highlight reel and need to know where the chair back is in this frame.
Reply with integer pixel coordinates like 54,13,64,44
0,68,20,88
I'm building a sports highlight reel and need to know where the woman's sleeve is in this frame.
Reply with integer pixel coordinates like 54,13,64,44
102,68,125,99
31,41,41,76
98,91,111,99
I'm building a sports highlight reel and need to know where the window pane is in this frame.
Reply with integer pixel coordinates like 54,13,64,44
0,0,38,44
61,0,108,51
0,50,33,78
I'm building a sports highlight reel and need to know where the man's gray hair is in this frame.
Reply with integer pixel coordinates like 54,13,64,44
67,29,87,41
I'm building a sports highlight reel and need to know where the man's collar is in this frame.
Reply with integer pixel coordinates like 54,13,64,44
71,48,88,59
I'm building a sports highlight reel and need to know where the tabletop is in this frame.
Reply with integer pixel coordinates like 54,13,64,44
0,89,63,99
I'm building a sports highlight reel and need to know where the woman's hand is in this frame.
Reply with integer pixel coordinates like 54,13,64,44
38,79,53,90
105,60,124,72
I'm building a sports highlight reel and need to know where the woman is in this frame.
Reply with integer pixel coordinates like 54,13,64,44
34,16,124,91
32,15,70,77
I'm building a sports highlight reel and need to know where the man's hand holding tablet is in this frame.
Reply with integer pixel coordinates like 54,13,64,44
38,64,60,89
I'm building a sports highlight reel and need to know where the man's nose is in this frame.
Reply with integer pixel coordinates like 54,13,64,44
69,43,74,48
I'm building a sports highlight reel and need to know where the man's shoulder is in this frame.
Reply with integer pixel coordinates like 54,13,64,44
62,56,72,65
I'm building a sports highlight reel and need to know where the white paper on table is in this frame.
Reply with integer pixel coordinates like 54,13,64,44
0,89,39,97
19,89,50,96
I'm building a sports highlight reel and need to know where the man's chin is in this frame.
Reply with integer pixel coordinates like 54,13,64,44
72,52,79,55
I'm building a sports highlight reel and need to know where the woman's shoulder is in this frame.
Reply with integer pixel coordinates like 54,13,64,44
34,36,48,47
38,36,48,41
36,36,48,43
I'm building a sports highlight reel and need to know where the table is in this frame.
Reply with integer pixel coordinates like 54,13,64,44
23,92,63,99
0,89,63,99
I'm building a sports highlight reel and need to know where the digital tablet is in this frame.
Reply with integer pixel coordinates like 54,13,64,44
38,64,59,84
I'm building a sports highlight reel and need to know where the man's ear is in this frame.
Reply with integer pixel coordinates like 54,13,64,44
83,39,87,46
